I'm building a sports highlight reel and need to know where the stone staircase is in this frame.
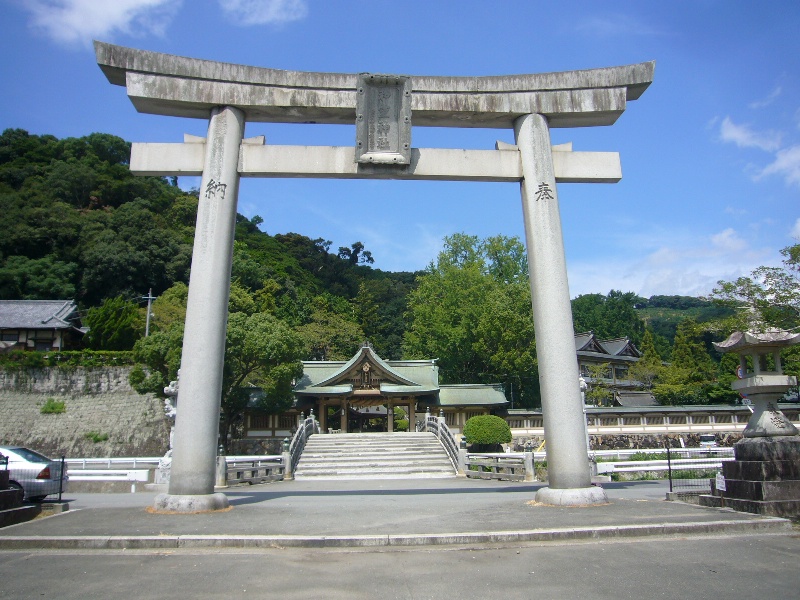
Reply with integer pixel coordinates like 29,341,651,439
294,432,457,480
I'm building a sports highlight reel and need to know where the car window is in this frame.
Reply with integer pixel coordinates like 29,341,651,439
6,447,51,462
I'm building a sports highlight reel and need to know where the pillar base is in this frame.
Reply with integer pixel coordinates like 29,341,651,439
152,493,230,513
535,486,608,506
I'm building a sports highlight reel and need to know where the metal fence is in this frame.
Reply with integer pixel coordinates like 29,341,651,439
666,447,730,495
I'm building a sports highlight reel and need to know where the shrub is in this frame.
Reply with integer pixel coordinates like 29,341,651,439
0,350,134,369
629,451,667,461
84,431,109,443
40,398,66,414
463,415,512,451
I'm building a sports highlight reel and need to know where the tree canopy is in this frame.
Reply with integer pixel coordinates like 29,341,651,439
403,234,539,407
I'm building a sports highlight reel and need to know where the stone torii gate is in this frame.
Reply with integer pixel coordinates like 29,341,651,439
94,42,654,512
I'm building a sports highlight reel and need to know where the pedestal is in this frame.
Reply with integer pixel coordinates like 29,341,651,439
705,436,800,517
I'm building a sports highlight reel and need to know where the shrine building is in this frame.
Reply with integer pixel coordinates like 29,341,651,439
243,343,508,440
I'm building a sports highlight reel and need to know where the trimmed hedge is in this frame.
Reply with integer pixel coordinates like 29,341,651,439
0,350,134,369
463,415,512,446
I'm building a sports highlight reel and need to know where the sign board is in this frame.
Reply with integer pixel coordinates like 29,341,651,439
715,472,726,492
355,73,412,165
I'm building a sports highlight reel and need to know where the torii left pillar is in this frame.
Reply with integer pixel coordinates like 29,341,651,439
154,106,244,512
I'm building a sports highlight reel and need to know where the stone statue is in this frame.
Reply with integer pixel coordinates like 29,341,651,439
155,371,180,485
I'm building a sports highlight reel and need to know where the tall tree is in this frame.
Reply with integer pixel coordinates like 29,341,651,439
130,285,305,450
652,319,725,405
220,312,304,447
404,234,539,407
628,328,663,389
571,290,646,344
710,243,800,332
83,295,144,351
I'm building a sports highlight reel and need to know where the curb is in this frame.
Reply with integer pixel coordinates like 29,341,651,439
0,518,791,550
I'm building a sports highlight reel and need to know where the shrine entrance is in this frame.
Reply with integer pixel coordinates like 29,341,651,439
296,343,430,434
95,42,653,509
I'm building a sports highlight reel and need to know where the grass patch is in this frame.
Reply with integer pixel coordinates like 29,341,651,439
84,431,109,443
40,398,66,414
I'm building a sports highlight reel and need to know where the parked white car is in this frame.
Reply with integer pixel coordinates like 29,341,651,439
0,446,67,502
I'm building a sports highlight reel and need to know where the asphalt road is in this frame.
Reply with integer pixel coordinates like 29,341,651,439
2,479,798,598
1,532,798,599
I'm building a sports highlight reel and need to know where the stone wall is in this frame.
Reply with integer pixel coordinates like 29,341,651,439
511,432,743,451
0,367,170,458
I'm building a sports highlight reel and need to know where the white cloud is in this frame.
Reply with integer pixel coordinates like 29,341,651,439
724,206,747,217
710,228,747,253
757,144,800,188
719,116,782,152
573,15,667,37
567,228,775,298
19,0,182,46
791,218,800,241
218,0,307,26
749,86,782,109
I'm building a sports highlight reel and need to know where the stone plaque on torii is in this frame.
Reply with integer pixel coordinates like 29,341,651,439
95,42,654,512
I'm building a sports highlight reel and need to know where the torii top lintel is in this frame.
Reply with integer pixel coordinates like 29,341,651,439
94,41,654,129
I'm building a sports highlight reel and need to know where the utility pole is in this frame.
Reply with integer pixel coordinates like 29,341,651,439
142,289,156,336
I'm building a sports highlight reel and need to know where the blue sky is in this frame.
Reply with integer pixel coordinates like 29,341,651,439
2,1,799,298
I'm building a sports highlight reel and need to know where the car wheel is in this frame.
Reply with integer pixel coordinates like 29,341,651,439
8,481,24,500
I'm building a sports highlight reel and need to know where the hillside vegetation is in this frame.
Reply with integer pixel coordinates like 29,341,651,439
0,128,414,360
1,128,761,412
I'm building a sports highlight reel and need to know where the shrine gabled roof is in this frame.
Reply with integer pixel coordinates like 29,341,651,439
317,344,419,387
574,331,606,354
293,345,440,396
599,337,641,358
575,331,641,360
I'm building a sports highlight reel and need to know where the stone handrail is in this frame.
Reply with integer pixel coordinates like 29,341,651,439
225,458,284,485
423,411,460,474
465,454,527,481
287,411,320,474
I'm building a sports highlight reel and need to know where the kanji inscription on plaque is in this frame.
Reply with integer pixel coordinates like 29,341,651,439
355,73,411,165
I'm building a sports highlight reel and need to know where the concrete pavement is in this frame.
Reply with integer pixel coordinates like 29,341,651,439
0,478,794,549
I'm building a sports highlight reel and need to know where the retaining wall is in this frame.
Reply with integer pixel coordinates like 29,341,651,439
0,367,169,458
511,432,743,452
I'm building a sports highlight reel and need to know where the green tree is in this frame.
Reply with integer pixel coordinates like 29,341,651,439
628,328,663,389
652,319,719,405
584,363,613,405
220,312,304,448
83,296,144,350
404,234,539,407
296,294,365,360
709,242,800,398
129,322,185,396
0,255,77,299
710,243,800,332
571,290,646,344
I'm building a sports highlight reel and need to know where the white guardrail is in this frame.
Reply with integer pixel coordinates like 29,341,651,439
66,469,150,493
66,455,283,491
64,448,736,489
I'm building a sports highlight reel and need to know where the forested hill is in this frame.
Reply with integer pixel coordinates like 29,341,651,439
1,128,726,365
0,129,416,359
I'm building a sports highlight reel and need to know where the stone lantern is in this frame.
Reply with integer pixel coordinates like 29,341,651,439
706,328,800,516
713,329,799,438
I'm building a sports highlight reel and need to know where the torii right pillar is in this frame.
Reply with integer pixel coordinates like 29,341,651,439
516,113,607,505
